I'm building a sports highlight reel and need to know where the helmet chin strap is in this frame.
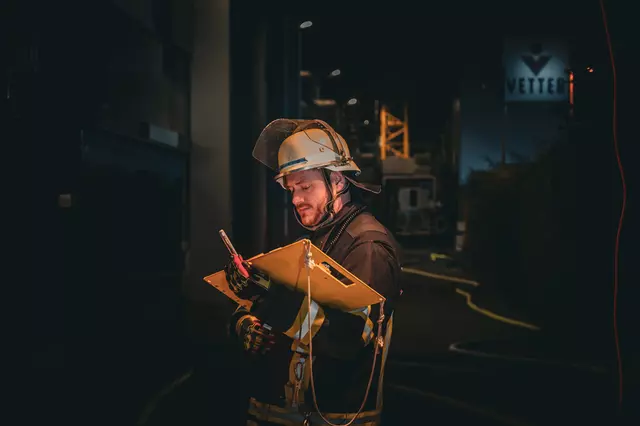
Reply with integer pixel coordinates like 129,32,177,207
293,169,350,232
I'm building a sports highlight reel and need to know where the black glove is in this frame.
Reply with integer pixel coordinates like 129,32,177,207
233,313,276,355
224,256,271,301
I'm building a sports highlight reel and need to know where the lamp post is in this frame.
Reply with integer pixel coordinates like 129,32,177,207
286,20,313,240
311,96,357,132
316,69,340,99
298,21,312,118
338,97,358,133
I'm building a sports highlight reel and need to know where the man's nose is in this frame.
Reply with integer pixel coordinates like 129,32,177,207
292,192,304,206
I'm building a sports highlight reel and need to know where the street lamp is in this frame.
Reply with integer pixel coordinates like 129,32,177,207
330,69,341,77
347,97,358,106
300,21,313,29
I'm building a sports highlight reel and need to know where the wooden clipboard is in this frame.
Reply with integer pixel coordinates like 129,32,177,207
203,239,384,312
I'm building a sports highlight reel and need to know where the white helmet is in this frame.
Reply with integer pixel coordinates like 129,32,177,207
253,119,380,194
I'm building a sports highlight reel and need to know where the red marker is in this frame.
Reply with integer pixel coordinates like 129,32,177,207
219,229,250,278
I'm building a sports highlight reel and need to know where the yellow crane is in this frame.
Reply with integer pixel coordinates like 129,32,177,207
379,104,410,160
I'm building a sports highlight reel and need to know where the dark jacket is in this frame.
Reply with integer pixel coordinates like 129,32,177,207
231,202,402,418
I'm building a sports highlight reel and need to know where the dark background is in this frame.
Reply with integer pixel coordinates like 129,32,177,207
19,0,634,425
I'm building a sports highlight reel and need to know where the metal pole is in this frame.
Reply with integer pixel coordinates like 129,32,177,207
297,30,302,118
283,21,291,240
403,103,409,158
569,71,574,118
501,104,508,165
379,104,386,160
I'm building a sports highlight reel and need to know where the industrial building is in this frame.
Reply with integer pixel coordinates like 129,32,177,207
456,39,573,185
22,0,630,424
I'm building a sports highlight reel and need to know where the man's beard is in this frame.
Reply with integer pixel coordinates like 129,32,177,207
297,204,323,226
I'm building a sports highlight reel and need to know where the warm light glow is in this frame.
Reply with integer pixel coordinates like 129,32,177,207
330,69,341,77
569,71,574,106
453,98,461,113
586,66,594,73
300,70,311,77
313,99,337,107
347,98,358,106
300,21,313,29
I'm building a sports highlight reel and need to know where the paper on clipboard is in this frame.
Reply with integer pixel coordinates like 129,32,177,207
203,239,384,312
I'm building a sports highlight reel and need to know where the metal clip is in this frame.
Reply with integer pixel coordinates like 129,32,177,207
304,242,315,269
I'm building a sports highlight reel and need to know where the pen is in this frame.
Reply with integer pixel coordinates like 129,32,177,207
219,229,250,278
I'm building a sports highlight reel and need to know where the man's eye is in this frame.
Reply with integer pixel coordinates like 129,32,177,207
301,185,311,191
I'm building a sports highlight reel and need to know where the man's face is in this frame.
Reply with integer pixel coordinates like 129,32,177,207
284,169,332,227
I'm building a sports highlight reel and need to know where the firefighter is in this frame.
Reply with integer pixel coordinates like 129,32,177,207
225,119,401,425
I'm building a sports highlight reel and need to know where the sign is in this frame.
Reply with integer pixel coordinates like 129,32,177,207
503,39,569,102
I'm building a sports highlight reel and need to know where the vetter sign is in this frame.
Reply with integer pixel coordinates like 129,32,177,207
503,39,569,102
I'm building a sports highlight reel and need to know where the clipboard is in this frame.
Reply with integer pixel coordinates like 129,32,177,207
203,239,385,312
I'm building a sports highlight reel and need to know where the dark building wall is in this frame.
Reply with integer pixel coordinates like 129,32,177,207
264,16,306,248
187,0,232,305
80,0,194,138
25,1,231,424
458,79,570,185
458,80,504,183
459,27,617,352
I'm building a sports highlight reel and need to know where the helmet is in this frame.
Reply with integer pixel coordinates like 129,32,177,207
253,119,380,194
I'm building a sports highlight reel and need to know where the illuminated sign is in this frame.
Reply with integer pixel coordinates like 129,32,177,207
503,39,569,102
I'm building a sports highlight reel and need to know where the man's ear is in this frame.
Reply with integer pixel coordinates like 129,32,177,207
330,171,346,192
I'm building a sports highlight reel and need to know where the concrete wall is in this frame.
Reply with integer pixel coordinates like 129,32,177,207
111,0,192,51
97,0,192,138
187,0,232,306
28,2,204,424
228,9,270,258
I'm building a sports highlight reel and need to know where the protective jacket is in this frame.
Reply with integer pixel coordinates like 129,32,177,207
230,202,402,425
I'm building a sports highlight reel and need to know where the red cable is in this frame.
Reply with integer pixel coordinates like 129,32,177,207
598,0,625,412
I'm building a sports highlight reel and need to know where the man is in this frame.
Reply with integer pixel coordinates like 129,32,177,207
225,119,401,425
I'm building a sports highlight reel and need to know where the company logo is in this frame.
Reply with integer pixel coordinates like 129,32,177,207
521,43,551,76
504,41,568,101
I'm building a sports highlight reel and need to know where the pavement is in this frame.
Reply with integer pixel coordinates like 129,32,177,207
130,250,625,426
398,251,618,411
37,247,626,426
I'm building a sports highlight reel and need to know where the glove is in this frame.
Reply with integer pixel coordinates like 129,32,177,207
224,255,271,301
234,314,276,355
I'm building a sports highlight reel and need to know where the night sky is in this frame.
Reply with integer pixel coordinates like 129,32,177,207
293,0,601,142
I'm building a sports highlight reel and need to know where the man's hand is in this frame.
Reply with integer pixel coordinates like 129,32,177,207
224,256,271,300
235,314,276,355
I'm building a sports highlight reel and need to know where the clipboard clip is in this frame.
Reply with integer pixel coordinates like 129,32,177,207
303,240,316,270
